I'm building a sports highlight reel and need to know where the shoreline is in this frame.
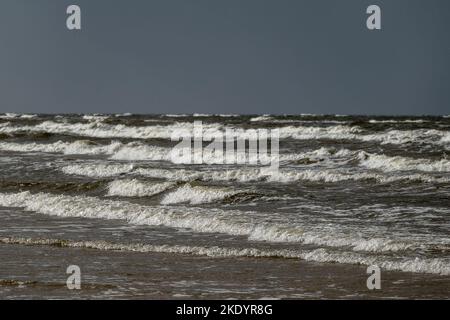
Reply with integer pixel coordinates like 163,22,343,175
1,243,449,299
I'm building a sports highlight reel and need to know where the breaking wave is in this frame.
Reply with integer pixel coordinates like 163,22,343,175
250,115,273,122
0,191,448,255
0,140,353,164
0,113,38,119
62,163,135,177
161,184,242,205
5,139,449,175
368,119,429,124
357,152,450,172
106,179,253,204
1,120,448,148
61,162,450,184
107,179,176,197
0,140,171,161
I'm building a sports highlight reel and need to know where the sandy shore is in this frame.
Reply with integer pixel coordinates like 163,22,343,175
1,243,448,299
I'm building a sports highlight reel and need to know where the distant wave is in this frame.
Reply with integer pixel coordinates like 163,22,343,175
1,120,448,147
2,139,449,175
359,129,450,148
0,140,171,161
82,114,110,121
357,151,450,172
0,140,348,164
0,113,37,119
368,119,429,124
163,114,239,118
249,115,273,122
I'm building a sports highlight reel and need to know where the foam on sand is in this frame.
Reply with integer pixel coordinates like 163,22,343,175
1,235,449,275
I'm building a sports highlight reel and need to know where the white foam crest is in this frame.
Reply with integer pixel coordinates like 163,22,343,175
0,120,225,140
0,141,68,153
161,184,238,205
440,132,450,146
216,114,240,117
20,114,38,119
62,163,135,177
250,115,273,122
301,249,450,275
0,236,301,258
0,113,39,119
0,120,363,143
134,167,275,182
267,169,450,184
0,120,448,149
358,152,450,172
0,191,275,243
270,119,350,125
193,113,215,117
246,225,420,253
278,125,361,140
368,119,429,124
7,138,343,164
0,140,173,161
108,143,171,161
360,129,449,146
277,126,449,147
0,140,124,156
82,114,110,121
0,113,19,119
107,179,175,197
164,114,189,118
62,163,450,184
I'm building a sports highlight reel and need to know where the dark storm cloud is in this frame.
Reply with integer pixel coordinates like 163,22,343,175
0,0,449,115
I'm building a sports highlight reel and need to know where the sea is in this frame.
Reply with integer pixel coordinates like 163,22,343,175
0,112,449,299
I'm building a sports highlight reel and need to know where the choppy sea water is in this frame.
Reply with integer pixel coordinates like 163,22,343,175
0,113,449,299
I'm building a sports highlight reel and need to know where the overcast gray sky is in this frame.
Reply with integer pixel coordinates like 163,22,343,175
0,0,449,115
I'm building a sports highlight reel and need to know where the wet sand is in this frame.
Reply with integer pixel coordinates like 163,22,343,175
1,243,449,299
